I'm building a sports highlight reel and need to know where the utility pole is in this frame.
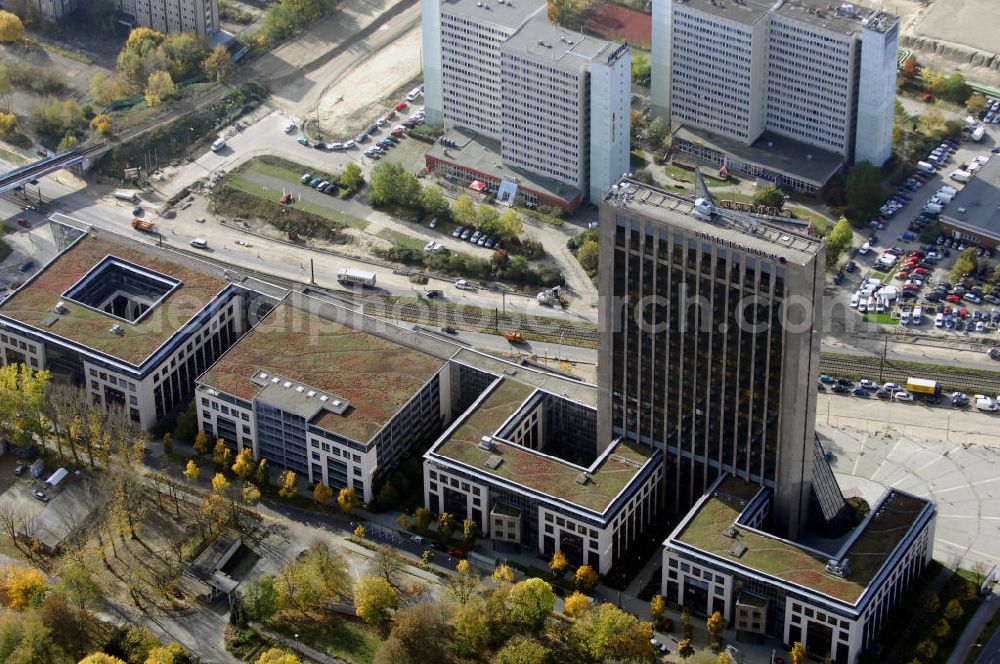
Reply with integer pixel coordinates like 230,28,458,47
310,258,315,284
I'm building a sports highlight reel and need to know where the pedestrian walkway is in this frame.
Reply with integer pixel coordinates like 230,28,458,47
250,622,345,664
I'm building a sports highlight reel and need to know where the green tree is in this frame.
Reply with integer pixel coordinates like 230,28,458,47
0,11,24,42
275,543,351,613
950,247,979,284
752,184,786,209
0,610,69,663
57,133,79,152
255,649,302,664
631,49,650,83
161,432,173,456
447,559,480,605
945,598,965,620
576,239,599,274
56,558,102,613
493,636,549,664
354,575,398,625
144,71,176,106
453,194,476,227
681,607,694,640
648,116,668,149
569,602,654,660
339,162,364,192
369,161,421,208
452,602,490,656
244,574,278,621
826,217,854,265
201,44,235,81
845,161,884,222
413,507,433,532
943,71,971,103
498,209,524,238
121,625,160,664
419,185,450,218
507,578,555,632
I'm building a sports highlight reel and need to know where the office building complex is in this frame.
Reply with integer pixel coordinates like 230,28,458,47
597,179,825,538
662,475,935,664
20,0,78,21
651,0,898,192
424,352,662,574
118,0,220,36
421,0,630,209
0,215,278,430
939,156,1000,248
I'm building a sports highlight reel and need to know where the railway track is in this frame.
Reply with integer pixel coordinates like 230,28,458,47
819,353,1000,397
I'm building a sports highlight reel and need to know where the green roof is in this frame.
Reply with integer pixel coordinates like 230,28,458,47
0,233,227,366
431,378,654,513
200,302,446,443
675,477,928,604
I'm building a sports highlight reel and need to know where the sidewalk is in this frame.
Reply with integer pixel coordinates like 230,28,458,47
251,622,345,664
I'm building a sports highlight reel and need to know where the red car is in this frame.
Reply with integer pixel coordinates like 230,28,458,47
394,101,408,111
384,110,396,120
391,128,404,137
903,284,919,291
449,548,465,559
913,267,929,276
943,305,952,315
946,294,961,303
16,218,30,229
959,308,968,318
895,271,909,280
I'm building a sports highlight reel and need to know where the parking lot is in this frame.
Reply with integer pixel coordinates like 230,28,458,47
832,125,1000,340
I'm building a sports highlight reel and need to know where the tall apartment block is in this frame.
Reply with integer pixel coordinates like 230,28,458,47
421,0,630,209
651,0,898,192
119,0,220,36
596,180,825,538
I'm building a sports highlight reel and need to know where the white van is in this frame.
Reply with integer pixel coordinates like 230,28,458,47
935,312,944,327
950,170,972,183
190,238,208,249
858,242,871,256
850,293,860,308
211,138,226,152
113,189,140,203
916,161,935,174
912,306,922,325
900,310,910,325
405,87,422,102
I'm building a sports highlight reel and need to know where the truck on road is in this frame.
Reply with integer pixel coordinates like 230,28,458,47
114,190,140,203
337,267,376,287
504,332,525,344
131,218,156,233
906,377,941,398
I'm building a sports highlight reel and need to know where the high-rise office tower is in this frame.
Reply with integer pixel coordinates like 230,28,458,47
596,179,825,537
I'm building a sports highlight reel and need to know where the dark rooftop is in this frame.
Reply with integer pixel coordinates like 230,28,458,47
941,156,1000,240
674,125,845,186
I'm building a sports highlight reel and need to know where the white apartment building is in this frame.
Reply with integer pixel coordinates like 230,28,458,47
421,0,630,207
119,0,220,37
0,216,278,431
651,0,899,186
500,14,631,200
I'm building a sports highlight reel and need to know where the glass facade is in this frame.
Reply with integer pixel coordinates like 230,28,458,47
255,402,309,475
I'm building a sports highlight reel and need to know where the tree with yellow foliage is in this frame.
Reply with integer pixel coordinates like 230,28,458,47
492,563,515,586
564,590,589,617
144,71,176,106
337,487,360,514
79,654,128,664
354,574,397,625
213,439,231,469
353,524,366,538
313,482,333,505
0,111,17,138
89,114,112,135
549,550,568,576
212,473,230,496
183,459,200,483
144,642,187,664
0,564,48,609
650,594,666,622
791,642,806,664
193,431,211,455
255,649,302,664
574,564,598,591
242,483,261,506
278,470,297,498
231,448,255,480
0,11,24,42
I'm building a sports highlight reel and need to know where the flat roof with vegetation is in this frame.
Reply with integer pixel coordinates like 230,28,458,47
430,378,654,514
200,302,446,443
674,476,929,604
0,232,228,366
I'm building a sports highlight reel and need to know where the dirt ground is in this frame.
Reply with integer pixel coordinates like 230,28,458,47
314,28,423,138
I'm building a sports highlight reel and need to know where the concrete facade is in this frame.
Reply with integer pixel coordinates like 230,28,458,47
119,0,220,36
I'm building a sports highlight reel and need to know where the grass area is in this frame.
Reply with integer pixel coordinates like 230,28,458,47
664,162,729,185
630,149,648,169
0,145,26,164
862,313,898,325
226,176,369,230
271,616,381,664
871,270,890,283
0,238,11,263
377,228,426,252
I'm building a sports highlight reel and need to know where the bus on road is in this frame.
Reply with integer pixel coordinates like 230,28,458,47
337,267,376,287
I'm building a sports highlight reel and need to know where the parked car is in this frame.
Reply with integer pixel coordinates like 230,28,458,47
819,375,836,384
